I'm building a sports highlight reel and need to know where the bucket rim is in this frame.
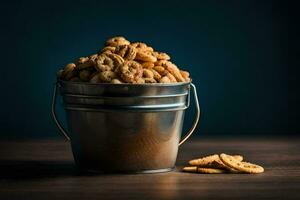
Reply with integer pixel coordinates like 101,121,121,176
57,79,191,87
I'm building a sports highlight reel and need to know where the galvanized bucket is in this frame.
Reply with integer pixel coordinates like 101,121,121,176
52,80,200,173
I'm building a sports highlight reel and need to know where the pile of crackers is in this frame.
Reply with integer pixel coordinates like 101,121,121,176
57,36,190,84
183,153,264,174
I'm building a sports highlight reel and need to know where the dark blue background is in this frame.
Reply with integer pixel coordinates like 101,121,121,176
0,0,296,138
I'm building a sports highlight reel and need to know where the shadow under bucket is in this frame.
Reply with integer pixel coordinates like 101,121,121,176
52,80,200,173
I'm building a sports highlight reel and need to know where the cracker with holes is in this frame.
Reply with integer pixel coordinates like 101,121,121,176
189,154,243,171
57,36,191,84
183,153,264,174
220,153,264,174
183,166,226,174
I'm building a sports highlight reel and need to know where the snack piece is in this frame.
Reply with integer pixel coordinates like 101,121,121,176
182,166,197,172
156,60,185,82
150,69,162,81
159,76,171,83
115,45,137,60
215,156,241,171
143,69,154,79
61,63,76,78
135,50,157,62
189,154,243,169
96,54,114,72
220,153,264,174
182,166,226,174
111,78,123,84
89,73,101,83
108,53,125,68
64,65,77,81
105,36,130,47
135,77,145,84
165,63,185,82
153,51,170,60
180,70,191,82
57,36,191,84
153,66,167,76
100,46,116,54
197,167,226,174
143,78,157,83
77,57,94,70
189,154,219,166
79,70,92,81
119,61,143,83
155,59,168,66
141,62,155,68
99,71,117,82
166,72,177,83
131,42,153,52
208,155,243,170
89,54,98,63
64,71,77,81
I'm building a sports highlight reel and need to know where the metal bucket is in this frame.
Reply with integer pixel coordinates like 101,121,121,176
52,80,200,173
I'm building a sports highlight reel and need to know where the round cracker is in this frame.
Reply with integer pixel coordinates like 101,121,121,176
182,166,226,174
189,154,243,168
197,167,226,174
189,154,219,166
233,155,243,161
208,155,243,170
220,153,264,174
182,166,197,173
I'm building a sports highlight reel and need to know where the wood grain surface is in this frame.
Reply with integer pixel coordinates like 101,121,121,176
0,137,299,200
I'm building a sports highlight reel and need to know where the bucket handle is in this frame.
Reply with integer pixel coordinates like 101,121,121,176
51,82,200,143
178,83,200,146
51,82,71,141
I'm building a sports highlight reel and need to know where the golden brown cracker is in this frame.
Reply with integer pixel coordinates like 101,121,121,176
189,154,219,166
220,153,264,174
182,166,225,174
135,50,157,62
105,36,130,47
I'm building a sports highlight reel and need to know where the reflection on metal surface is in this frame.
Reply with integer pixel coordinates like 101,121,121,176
51,81,200,173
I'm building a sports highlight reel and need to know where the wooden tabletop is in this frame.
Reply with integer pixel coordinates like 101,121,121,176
0,137,299,200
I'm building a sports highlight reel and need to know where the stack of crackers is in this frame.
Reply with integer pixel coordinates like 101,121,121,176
57,36,191,84
183,153,264,174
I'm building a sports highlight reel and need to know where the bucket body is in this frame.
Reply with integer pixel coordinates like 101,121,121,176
57,80,191,173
